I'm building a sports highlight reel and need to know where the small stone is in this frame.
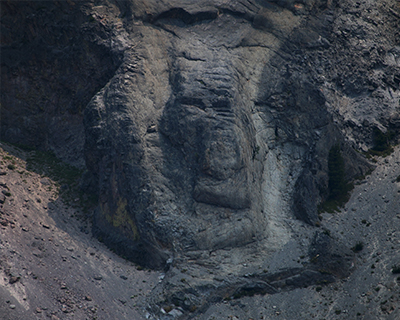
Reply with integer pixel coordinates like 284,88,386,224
36,307,42,313
51,315,60,320
42,224,50,229
9,304,16,309
67,247,74,252
32,250,41,257
22,227,28,232
93,275,102,280
9,276,20,284
168,309,184,317
85,295,92,301
120,275,128,280
61,283,67,289
2,190,11,197
32,250,43,258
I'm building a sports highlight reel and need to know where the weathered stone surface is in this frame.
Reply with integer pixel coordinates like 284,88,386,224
1,0,400,318
0,1,122,167
293,169,320,225
82,0,376,270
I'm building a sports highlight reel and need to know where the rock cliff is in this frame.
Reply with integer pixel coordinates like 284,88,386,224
1,0,400,319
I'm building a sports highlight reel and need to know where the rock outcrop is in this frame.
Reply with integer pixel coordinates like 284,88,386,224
1,0,399,318
0,0,126,167
82,0,378,270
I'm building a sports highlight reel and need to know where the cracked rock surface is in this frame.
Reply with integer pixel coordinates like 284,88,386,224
1,0,400,319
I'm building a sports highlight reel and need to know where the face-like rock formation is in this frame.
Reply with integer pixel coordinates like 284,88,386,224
82,0,374,268
2,0,399,317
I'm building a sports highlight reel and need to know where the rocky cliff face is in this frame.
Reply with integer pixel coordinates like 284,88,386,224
81,0,383,269
1,0,122,167
1,0,400,319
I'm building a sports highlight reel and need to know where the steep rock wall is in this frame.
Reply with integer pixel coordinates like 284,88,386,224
2,0,399,274
0,0,123,167
82,0,378,269
2,0,400,318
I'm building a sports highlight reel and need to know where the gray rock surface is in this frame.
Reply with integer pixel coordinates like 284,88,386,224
82,0,369,270
1,0,399,319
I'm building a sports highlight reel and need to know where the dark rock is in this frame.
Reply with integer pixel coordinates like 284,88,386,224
309,231,354,278
293,170,319,225
2,190,11,197
9,276,20,284
233,281,278,298
0,1,121,167
283,269,335,288
32,250,44,258
170,291,201,312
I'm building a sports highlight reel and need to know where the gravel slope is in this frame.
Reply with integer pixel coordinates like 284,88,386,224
0,142,160,320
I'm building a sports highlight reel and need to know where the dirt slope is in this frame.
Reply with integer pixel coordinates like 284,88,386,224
0,142,160,320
